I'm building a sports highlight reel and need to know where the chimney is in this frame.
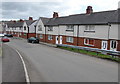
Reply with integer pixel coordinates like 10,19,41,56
29,17,33,20
13,20,16,23
53,12,59,18
19,19,24,22
86,6,93,14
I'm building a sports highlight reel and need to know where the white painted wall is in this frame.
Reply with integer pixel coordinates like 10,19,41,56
29,21,37,33
36,19,45,34
59,25,78,36
109,24,119,40
79,25,110,40
46,26,59,35
23,22,28,33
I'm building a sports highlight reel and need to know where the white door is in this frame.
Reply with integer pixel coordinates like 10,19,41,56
56,36,59,44
101,41,108,50
60,36,62,44
110,40,117,51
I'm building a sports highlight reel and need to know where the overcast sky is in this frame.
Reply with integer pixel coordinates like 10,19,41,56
0,0,120,21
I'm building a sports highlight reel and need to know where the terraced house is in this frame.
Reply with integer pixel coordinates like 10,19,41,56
4,17,37,39
36,6,120,51
3,6,120,51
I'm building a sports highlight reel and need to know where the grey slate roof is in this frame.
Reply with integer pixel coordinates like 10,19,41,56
46,9,119,26
40,17,50,25
25,20,37,26
7,21,24,27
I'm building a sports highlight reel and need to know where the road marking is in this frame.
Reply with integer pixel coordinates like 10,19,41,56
16,50,30,84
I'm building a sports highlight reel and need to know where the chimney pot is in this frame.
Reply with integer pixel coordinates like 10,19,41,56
86,6,93,14
53,12,59,18
29,17,33,20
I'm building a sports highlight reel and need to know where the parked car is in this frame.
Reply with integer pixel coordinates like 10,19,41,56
27,37,39,43
1,37,10,42
4,34,13,37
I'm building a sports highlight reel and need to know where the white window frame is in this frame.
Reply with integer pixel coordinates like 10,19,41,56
110,40,117,51
66,25,74,31
85,25,95,32
48,26,53,31
48,35,53,40
66,37,73,43
39,34,43,39
38,25,42,31
84,38,94,46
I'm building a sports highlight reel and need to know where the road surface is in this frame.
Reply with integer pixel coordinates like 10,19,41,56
2,44,26,82
4,38,118,82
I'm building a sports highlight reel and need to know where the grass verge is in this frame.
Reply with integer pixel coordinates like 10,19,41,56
57,46,120,62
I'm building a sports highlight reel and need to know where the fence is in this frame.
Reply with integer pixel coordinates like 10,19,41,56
57,44,120,58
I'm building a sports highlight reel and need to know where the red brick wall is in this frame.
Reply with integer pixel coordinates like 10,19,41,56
37,34,46,42
78,37,102,49
45,34,56,44
62,36,77,46
28,33,36,38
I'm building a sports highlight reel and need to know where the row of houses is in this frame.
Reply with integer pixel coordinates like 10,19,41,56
2,6,120,51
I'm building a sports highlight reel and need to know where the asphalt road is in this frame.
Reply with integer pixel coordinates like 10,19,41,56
2,44,26,82
5,38,118,82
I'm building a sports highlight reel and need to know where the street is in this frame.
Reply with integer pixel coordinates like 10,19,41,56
3,38,118,82
2,44,26,82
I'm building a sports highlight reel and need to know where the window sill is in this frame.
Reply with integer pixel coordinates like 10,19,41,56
84,31,95,33
66,30,74,32
84,44,94,47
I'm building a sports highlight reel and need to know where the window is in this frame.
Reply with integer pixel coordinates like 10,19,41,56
84,38,94,46
24,26,26,30
111,40,117,50
48,26,53,31
38,25,42,31
85,25,95,32
66,25,74,31
66,37,73,43
48,35,53,40
39,34,43,39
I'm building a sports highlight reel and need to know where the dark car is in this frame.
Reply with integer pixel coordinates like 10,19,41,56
4,34,13,37
27,37,39,43
1,37,10,42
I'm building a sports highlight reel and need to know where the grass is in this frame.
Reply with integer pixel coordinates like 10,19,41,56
57,46,120,62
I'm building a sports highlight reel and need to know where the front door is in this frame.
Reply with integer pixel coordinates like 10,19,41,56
101,41,108,50
60,36,62,44
110,40,117,51
56,36,59,44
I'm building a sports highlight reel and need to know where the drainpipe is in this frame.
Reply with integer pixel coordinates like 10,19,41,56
27,26,29,39
45,26,46,42
108,23,111,50
108,23,111,40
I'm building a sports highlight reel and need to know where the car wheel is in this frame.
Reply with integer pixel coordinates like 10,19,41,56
32,41,34,43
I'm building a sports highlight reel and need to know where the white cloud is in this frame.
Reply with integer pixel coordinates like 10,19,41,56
0,0,120,20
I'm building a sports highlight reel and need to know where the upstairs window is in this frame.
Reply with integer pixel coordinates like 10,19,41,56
38,25,42,31
66,25,74,31
85,25,95,32
24,26,26,30
48,26,53,31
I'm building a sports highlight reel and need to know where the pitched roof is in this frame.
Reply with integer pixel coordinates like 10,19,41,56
46,10,119,26
24,20,37,26
40,17,50,25
6,21,24,27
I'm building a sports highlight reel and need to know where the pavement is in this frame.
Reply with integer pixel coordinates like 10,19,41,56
4,38,118,82
2,44,26,82
0,41,2,84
